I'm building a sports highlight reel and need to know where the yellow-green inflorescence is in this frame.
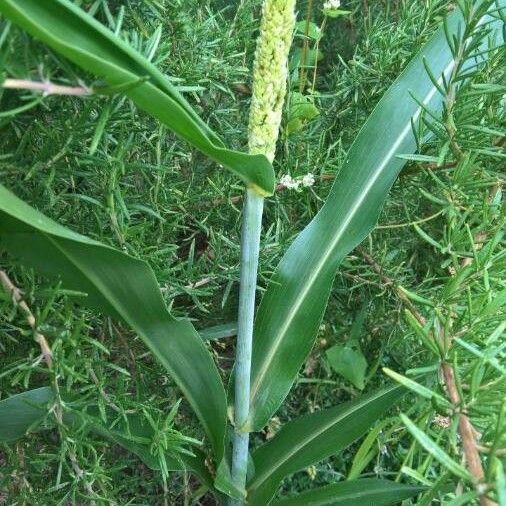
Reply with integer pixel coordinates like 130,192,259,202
248,0,296,163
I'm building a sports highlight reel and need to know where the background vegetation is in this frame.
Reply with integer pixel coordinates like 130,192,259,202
1,0,504,504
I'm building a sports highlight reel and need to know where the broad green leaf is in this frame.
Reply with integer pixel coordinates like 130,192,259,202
286,92,320,135
0,185,227,462
0,0,275,195
400,414,472,482
326,344,367,390
246,384,405,505
0,387,54,442
247,3,505,431
0,387,218,494
272,479,425,505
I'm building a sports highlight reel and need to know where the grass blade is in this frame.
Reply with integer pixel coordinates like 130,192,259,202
271,479,426,505
247,384,405,505
0,184,227,462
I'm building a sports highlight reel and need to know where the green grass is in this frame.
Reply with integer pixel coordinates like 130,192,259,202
1,0,504,504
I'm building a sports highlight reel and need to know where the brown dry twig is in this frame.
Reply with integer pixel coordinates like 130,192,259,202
2,78,91,96
441,362,491,504
0,269,99,502
359,250,495,505
0,269,53,367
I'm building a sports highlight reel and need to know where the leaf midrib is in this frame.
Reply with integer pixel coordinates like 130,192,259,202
248,57,457,417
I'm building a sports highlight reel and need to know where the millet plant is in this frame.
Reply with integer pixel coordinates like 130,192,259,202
0,0,504,504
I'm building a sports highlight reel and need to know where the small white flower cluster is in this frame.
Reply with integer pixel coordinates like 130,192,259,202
323,0,341,9
279,173,315,190
433,414,451,429
279,174,298,189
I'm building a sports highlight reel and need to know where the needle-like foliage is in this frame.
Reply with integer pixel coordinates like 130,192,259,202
0,1,503,504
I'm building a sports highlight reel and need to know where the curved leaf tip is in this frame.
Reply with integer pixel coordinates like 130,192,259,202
0,0,275,195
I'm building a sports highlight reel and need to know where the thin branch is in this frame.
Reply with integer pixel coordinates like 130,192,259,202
359,252,496,505
0,269,98,501
68,448,97,506
0,269,53,367
441,363,492,505
2,78,91,96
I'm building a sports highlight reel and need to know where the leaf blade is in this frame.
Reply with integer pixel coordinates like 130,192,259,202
0,387,217,494
247,384,405,505
0,387,54,442
326,344,367,390
271,479,426,506
0,184,227,462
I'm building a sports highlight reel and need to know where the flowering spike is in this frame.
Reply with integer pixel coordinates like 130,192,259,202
248,0,297,163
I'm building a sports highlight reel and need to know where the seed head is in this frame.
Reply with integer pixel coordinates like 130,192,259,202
248,0,296,162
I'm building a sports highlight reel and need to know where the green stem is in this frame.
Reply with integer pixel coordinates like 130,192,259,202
229,0,295,500
299,0,314,93
230,188,264,504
